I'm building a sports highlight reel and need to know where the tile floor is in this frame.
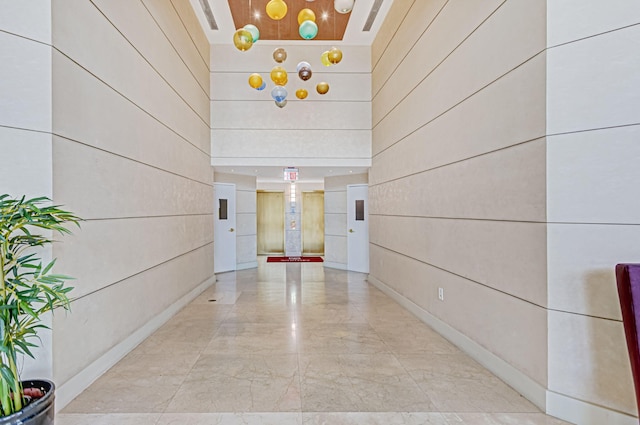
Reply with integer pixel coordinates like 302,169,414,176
59,259,570,425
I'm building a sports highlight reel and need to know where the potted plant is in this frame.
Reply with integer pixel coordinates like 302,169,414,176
0,195,80,424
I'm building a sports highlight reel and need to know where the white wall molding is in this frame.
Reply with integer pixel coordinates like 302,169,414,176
323,261,347,271
546,390,637,425
237,261,258,270
367,275,548,411
56,275,216,411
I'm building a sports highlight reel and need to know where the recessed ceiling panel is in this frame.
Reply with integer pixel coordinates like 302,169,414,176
228,0,351,41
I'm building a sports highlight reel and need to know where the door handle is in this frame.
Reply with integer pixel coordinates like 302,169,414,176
349,229,354,233
229,228,235,232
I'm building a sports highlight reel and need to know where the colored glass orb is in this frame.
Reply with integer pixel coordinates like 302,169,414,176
328,47,343,64
296,61,311,73
271,66,288,86
257,81,267,91
275,99,288,108
233,29,253,51
298,67,312,81
320,51,332,66
243,24,260,42
248,73,263,89
334,0,354,14
297,8,316,25
273,47,288,63
316,82,329,95
299,20,318,40
295,89,308,100
271,86,288,102
266,0,288,20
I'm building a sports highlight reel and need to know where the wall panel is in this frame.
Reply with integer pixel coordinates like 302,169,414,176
50,0,214,406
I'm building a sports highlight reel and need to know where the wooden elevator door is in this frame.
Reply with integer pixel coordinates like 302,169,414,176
302,191,324,255
257,191,284,254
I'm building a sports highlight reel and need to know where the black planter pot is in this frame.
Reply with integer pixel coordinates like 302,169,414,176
0,380,55,425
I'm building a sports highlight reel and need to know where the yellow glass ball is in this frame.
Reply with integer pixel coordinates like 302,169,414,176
296,89,308,99
266,0,288,20
328,47,343,64
233,29,253,51
321,51,332,67
248,73,263,89
316,82,329,95
297,8,316,25
271,66,288,86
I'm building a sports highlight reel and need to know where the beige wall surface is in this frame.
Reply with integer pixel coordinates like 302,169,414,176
372,0,640,423
370,0,548,389
210,44,371,169
0,1,55,381
50,0,214,404
546,0,640,421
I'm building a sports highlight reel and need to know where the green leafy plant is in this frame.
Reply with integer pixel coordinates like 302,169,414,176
0,195,80,416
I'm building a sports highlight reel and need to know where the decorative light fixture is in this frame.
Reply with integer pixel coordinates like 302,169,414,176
334,0,354,14
273,47,287,63
316,82,330,95
266,0,288,20
232,1,346,107
232,28,253,51
299,20,318,39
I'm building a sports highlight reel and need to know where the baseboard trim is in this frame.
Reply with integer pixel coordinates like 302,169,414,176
546,390,637,425
55,275,216,411
236,261,258,270
323,261,347,270
367,275,547,411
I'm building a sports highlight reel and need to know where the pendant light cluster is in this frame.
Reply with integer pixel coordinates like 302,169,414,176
233,0,348,108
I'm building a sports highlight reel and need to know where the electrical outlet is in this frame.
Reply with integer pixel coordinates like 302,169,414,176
438,287,444,301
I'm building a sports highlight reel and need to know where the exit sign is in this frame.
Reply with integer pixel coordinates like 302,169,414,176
284,168,298,181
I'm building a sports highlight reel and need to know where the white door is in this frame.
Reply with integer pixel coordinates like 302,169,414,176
214,183,236,273
347,184,369,273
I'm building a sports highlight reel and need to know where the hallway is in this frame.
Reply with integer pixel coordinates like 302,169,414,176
59,259,569,425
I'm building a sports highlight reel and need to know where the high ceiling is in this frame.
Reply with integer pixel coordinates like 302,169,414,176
229,0,350,41
190,0,392,182
193,0,393,45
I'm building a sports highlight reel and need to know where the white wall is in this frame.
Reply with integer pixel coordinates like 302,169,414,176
0,0,54,381
48,0,214,409
210,43,371,169
324,173,368,270
545,1,640,423
214,172,257,270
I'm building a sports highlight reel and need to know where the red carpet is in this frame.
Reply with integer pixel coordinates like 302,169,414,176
267,256,324,263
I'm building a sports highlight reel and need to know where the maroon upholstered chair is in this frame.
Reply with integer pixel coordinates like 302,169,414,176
616,263,640,420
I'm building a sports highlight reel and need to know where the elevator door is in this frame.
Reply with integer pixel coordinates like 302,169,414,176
257,191,284,254
302,191,324,255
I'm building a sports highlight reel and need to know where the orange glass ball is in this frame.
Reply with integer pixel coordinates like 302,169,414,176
297,8,316,25
316,82,329,95
233,29,253,51
328,47,343,64
248,73,263,89
296,89,308,99
266,0,288,20
270,66,288,86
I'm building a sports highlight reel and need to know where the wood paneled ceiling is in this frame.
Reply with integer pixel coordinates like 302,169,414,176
228,0,351,41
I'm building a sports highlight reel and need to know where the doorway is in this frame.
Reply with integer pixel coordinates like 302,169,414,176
302,191,324,255
257,191,285,254
347,184,368,273
214,183,236,273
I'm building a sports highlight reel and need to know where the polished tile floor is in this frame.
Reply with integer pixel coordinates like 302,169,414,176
60,259,570,425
